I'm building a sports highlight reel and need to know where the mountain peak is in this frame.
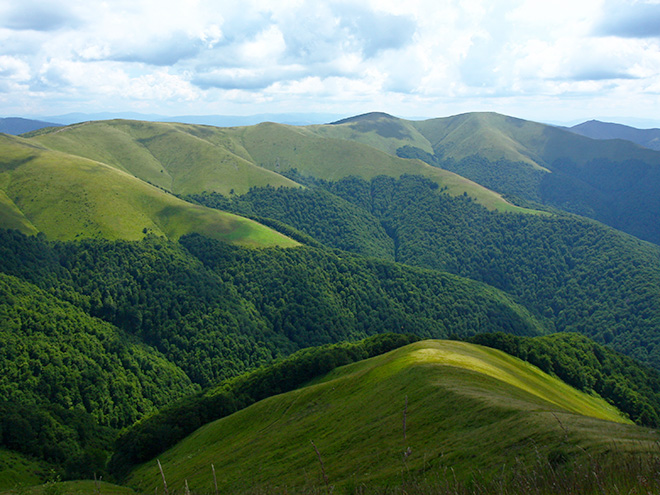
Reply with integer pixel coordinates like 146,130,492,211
329,111,398,125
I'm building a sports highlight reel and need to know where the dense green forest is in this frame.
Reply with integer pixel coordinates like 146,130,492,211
0,272,196,479
397,145,660,245
192,174,660,370
0,227,543,477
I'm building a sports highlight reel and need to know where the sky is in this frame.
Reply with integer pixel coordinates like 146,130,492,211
1,0,660,126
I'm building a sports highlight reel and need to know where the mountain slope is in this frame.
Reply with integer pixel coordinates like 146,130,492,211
0,134,298,246
238,121,529,212
126,340,655,494
318,112,660,245
25,120,299,196
569,120,660,151
25,119,533,214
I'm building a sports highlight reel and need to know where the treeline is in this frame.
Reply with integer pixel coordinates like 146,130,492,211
213,174,660,370
188,186,396,259
0,228,543,476
469,332,660,427
108,333,419,478
400,143,660,246
0,230,542,387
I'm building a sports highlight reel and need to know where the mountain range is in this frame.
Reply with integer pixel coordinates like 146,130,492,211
568,120,660,151
2,111,660,493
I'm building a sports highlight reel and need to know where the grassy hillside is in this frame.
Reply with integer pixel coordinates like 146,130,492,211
0,449,50,492
409,112,660,169
307,112,660,245
403,112,660,244
26,120,299,196
311,111,435,155
238,121,529,212
126,340,656,494
25,119,532,214
412,112,550,169
0,134,298,246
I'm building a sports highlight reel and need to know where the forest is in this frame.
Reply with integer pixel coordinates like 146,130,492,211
191,174,660,370
3,169,660,484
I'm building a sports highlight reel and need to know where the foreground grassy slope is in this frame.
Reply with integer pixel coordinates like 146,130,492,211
127,340,654,494
0,134,298,246
0,449,49,492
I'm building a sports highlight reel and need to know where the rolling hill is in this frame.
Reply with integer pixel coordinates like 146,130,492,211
0,133,298,246
24,119,531,214
4,110,660,492
316,111,660,245
569,120,660,151
125,339,657,494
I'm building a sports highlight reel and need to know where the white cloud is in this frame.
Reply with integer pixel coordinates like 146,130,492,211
0,0,658,125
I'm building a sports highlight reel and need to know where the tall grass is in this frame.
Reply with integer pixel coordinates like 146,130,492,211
131,448,660,494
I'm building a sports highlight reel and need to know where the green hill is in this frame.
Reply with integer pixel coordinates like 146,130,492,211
303,112,660,245
365,112,660,245
25,119,532,214
126,340,656,494
0,133,298,246
25,120,298,196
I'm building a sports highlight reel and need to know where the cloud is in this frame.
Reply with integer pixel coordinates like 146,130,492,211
192,68,290,90
109,33,204,66
1,1,79,31
333,4,416,58
563,69,638,82
596,1,660,38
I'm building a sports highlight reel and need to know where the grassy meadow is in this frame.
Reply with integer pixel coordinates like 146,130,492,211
125,340,658,494
0,133,298,246
24,119,533,214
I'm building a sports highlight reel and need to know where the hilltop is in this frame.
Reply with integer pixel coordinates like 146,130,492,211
568,120,660,151
126,339,657,494
307,111,660,244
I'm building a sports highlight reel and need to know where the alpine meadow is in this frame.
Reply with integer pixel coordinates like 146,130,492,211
3,110,660,495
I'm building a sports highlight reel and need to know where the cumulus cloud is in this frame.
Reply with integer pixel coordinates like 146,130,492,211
0,0,79,31
1,0,659,124
596,0,660,38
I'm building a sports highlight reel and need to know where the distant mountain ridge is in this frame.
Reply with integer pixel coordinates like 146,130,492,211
569,119,660,151
0,117,61,135
28,112,346,127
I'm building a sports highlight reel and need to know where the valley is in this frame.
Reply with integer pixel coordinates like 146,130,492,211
1,111,660,493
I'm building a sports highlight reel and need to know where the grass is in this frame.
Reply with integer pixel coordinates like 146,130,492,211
29,120,299,196
0,449,50,493
0,133,298,247
237,122,532,213
309,112,436,156
26,119,534,214
410,111,660,171
126,340,656,494
0,480,139,495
